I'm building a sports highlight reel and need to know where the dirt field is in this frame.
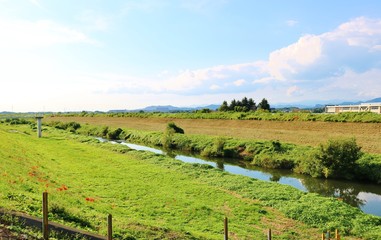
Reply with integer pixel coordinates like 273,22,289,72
48,116,381,154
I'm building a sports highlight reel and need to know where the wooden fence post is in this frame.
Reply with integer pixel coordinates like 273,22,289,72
108,214,112,240
42,192,49,240
224,217,228,240
267,228,272,240
335,229,340,240
322,232,325,240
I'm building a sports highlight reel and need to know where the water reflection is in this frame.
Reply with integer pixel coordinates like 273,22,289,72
300,178,365,208
97,138,381,216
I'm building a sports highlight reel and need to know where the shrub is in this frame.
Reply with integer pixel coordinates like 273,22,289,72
166,122,184,134
293,149,324,178
107,128,124,140
313,138,362,179
355,154,381,183
49,121,81,133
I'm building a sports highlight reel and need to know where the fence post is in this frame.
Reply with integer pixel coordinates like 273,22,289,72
335,229,340,240
267,228,272,240
42,192,49,240
325,231,331,240
224,217,228,240
322,233,325,240
108,214,113,240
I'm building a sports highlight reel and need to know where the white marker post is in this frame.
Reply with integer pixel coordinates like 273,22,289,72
36,116,43,138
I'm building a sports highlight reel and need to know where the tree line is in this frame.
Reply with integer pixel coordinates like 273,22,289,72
218,97,270,112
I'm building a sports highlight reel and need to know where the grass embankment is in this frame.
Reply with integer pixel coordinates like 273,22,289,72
1,123,381,239
47,115,381,154
45,118,381,184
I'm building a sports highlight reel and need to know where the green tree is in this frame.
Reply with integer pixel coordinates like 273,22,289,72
229,99,237,110
258,98,270,111
241,97,249,111
218,101,229,111
248,98,256,111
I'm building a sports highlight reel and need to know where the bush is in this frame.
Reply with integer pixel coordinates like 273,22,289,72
312,138,362,179
166,122,184,134
355,154,381,183
107,128,124,140
49,121,81,133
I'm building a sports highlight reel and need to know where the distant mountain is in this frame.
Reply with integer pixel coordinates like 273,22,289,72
142,105,193,112
109,97,381,113
108,104,220,113
273,97,381,109
365,97,381,103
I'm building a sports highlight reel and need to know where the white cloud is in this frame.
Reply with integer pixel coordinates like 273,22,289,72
3,16,381,111
286,20,298,27
265,17,381,82
210,84,220,90
268,34,323,80
83,17,381,102
287,86,302,96
322,68,381,99
324,17,381,48
0,18,98,49
233,79,246,86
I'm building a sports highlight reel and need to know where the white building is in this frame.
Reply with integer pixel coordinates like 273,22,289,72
325,103,381,114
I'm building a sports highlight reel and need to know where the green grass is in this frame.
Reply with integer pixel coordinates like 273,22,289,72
62,122,381,183
1,123,380,239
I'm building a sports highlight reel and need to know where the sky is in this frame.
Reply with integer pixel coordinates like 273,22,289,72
1,0,381,112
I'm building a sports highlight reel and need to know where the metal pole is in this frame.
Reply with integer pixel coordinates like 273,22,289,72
42,192,49,240
108,214,112,240
224,217,228,240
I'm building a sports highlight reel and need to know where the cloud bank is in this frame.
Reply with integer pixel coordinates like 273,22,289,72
103,17,381,103
1,15,381,111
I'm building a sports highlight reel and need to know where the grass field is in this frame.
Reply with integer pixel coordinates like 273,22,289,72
2,122,380,239
48,116,381,154
0,123,320,239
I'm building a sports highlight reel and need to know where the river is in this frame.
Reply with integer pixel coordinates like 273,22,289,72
97,138,381,217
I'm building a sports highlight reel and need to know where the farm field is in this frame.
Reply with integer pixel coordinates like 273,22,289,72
1,122,380,239
48,116,381,154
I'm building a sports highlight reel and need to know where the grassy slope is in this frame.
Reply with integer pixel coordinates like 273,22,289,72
0,124,327,239
47,116,381,154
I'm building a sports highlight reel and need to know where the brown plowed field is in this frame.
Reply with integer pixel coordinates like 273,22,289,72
48,116,381,154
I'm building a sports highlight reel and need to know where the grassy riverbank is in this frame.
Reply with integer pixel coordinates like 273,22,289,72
46,115,381,154
44,119,381,184
1,122,381,239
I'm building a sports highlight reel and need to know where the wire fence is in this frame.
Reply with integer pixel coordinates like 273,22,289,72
0,192,342,240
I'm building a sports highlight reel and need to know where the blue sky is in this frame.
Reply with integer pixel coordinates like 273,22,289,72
1,0,381,112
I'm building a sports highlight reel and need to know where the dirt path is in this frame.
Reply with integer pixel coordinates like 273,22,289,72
48,116,381,154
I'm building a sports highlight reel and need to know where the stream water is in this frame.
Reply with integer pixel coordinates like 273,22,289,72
97,138,381,217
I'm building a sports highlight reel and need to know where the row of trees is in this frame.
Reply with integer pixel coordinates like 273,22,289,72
218,97,270,112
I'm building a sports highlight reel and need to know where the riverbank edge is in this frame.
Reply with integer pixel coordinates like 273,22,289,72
57,120,381,184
